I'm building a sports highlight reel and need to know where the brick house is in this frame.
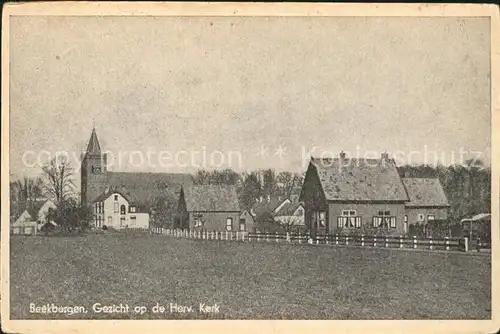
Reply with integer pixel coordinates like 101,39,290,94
402,178,450,231
178,185,241,232
300,153,449,236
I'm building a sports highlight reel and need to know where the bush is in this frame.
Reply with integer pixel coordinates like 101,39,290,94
102,225,108,230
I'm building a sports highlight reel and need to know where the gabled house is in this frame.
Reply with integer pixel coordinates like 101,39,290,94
402,178,450,232
271,195,306,233
239,209,256,233
300,153,450,236
178,185,241,232
11,199,56,235
242,194,306,233
92,188,150,229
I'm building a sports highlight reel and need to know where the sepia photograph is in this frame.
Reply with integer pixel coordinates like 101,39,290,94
1,2,499,334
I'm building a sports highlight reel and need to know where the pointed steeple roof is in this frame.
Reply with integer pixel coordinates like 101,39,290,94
86,127,101,154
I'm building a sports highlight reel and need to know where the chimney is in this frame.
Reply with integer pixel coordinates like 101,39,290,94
339,151,346,160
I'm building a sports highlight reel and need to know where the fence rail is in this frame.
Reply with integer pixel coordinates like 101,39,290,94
150,228,488,253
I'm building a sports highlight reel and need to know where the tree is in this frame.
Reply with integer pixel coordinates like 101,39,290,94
47,198,93,234
275,214,302,234
255,211,281,233
277,171,303,198
10,176,44,219
150,192,178,229
41,156,75,203
240,172,262,210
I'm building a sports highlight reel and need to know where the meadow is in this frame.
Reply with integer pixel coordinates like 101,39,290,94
10,231,491,319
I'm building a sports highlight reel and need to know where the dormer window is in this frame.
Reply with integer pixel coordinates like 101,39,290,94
130,206,136,213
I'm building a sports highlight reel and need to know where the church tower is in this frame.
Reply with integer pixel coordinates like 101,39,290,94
81,128,108,207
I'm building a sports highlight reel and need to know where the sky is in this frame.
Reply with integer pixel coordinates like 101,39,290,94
9,16,491,182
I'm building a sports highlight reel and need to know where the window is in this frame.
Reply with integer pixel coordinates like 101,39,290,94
418,214,425,221
319,212,326,227
427,215,435,221
114,202,119,213
94,203,98,214
130,216,136,226
226,218,233,231
338,216,362,228
107,217,112,225
341,210,357,216
239,219,246,231
120,205,126,215
120,217,126,227
114,195,118,201
194,213,203,227
130,206,136,213
373,215,396,229
338,210,361,229
378,210,391,216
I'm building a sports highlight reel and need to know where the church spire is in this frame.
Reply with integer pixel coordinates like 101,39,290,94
86,127,101,154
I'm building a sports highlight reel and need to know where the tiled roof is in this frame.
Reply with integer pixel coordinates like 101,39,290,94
106,172,193,210
183,185,240,212
402,178,450,207
310,157,409,202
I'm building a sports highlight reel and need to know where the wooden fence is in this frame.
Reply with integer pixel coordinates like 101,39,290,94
150,228,485,252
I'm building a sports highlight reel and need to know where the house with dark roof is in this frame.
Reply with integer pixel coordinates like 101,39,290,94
81,128,193,229
300,152,449,236
239,193,305,233
178,185,241,232
402,178,450,227
11,199,56,235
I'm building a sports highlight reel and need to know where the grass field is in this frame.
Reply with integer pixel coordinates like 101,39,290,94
10,232,491,320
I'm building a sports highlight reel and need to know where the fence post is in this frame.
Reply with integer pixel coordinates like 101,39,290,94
374,236,377,247
385,237,388,248
413,236,417,249
464,237,469,252
257,233,260,242
399,235,403,248
335,234,339,245
266,233,270,242
345,235,348,246
445,237,449,251
316,235,320,245
429,236,433,250
298,232,302,244
286,232,290,243
276,232,279,243
236,231,239,241
326,234,329,245
361,235,365,247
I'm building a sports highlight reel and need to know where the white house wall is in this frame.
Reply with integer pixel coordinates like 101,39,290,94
95,192,150,229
